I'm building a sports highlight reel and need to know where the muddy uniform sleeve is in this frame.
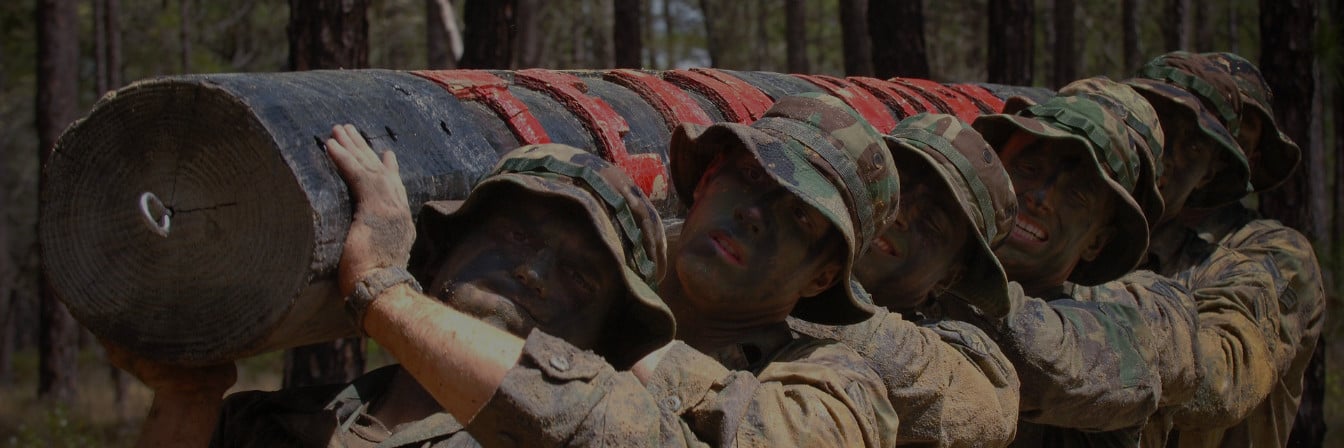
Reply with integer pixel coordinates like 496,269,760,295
466,330,683,448
819,312,1018,447
972,282,1160,432
1070,270,1201,407
641,339,900,448
1166,236,1285,430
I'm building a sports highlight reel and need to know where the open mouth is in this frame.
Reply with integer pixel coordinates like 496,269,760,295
710,231,746,266
1011,215,1049,243
873,236,900,257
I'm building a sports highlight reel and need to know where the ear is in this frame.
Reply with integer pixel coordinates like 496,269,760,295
800,262,843,298
1080,225,1117,262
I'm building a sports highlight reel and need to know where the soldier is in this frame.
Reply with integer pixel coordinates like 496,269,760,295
317,93,904,447
966,93,1166,446
792,112,1022,447
1155,51,1323,447
107,136,677,447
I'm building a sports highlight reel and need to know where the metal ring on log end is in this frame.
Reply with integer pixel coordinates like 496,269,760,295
138,192,172,237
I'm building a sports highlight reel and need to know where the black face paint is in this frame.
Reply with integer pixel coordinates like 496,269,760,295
855,170,971,310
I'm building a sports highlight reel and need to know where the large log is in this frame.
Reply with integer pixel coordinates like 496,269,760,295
41,68,1015,365
41,70,496,365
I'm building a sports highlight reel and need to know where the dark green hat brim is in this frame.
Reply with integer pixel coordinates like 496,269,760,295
973,114,1150,285
1126,79,1252,207
883,136,1011,318
670,122,875,325
1242,103,1302,192
408,177,676,368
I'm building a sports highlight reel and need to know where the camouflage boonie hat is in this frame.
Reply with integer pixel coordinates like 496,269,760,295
1125,78,1251,208
670,93,901,325
973,95,1150,285
1059,77,1166,227
409,144,675,369
1203,52,1302,191
884,113,1017,318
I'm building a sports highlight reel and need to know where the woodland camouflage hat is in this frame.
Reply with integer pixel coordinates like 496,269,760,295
1059,76,1167,227
1202,51,1302,191
670,93,901,325
884,113,1017,318
408,143,675,369
1125,77,1252,208
973,95,1150,285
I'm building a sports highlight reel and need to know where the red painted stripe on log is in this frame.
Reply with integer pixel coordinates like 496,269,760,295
691,69,774,121
514,69,669,201
846,77,922,119
793,74,898,133
604,69,713,132
662,69,758,123
946,83,1006,113
412,70,552,145
855,77,943,116
891,77,983,122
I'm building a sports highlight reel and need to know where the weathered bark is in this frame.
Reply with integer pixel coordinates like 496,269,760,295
1258,0,1322,442
288,0,369,70
869,0,930,79
426,0,459,69
785,0,808,73
514,0,542,68
1123,0,1141,73
838,0,874,76
1164,0,1189,51
1052,0,1076,88
987,0,1034,85
614,0,643,68
36,0,80,403
286,0,371,388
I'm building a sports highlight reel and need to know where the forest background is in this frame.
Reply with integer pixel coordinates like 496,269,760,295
0,0,1340,446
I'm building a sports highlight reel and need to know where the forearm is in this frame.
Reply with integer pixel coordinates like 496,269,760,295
136,391,225,448
362,283,524,423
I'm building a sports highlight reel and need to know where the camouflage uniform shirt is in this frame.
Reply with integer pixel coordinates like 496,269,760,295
789,306,1020,447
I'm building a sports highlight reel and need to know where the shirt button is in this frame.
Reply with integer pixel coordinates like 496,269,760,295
549,355,570,371
662,395,682,411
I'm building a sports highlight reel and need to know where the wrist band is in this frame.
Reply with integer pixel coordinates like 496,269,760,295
346,266,421,334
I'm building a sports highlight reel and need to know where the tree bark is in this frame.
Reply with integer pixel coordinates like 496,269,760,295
459,0,515,68
1122,0,1141,73
699,0,719,66
614,0,643,68
785,0,808,73
514,0,542,68
288,0,369,70
36,0,80,403
988,0,1034,85
426,0,459,69
1258,0,1322,442
285,0,371,388
838,0,874,76
180,0,192,72
754,0,768,70
1164,0,1189,51
869,0,930,79
1052,0,1076,88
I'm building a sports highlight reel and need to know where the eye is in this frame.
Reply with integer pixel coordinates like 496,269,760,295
793,203,813,228
742,164,766,184
567,266,598,294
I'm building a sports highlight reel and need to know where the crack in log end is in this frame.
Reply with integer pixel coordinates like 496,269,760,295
174,202,241,214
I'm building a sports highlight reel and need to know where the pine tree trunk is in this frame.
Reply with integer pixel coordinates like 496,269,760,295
1164,0,1189,51
663,0,676,68
36,0,80,403
838,0,874,76
180,0,192,72
614,0,643,68
284,0,371,388
1122,0,1141,73
699,0,720,66
869,0,929,79
1052,0,1076,88
988,0,1034,85
785,0,808,73
426,0,457,69
1258,0,1322,443
513,0,542,68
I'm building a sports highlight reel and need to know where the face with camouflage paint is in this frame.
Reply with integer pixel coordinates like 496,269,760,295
1157,121,1225,220
1236,111,1264,168
427,187,622,350
994,131,1118,293
675,146,846,318
854,163,971,309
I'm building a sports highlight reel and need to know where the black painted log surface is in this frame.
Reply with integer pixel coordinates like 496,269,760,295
41,70,496,364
